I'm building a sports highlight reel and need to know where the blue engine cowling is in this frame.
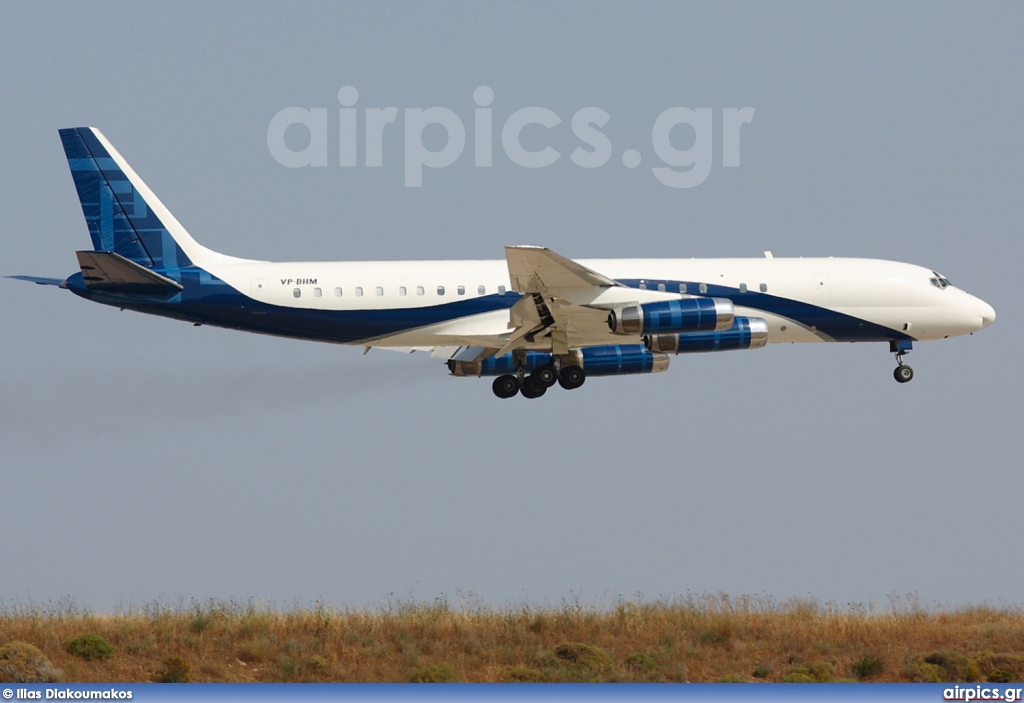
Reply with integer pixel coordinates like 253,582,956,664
448,345,669,376
645,316,769,354
580,344,669,376
608,297,734,335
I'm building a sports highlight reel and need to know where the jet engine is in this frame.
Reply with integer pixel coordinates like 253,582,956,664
645,316,769,354
608,297,734,335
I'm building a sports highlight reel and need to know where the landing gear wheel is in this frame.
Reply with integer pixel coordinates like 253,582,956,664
893,365,914,384
519,379,547,399
530,364,558,389
492,374,521,398
557,365,586,390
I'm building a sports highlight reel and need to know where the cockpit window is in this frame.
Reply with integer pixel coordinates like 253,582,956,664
930,271,952,290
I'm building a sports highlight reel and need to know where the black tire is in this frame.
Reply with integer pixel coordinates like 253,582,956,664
557,365,586,390
520,380,547,399
492,374,520,398
530,364,558,389
893,365,914,383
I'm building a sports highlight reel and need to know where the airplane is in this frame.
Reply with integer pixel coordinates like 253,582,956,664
8,127,996,399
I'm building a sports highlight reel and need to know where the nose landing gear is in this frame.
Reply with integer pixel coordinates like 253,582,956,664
890,339,914,384
893,363,914,383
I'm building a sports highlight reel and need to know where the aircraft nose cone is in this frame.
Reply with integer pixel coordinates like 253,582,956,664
979,301,996,329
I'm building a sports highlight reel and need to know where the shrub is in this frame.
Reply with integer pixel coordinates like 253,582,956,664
410,664,459,683
907,661,942,683
784,662,836,683
623,652,658,674
782,672,816,683
752,666,771,679
156,656,191,683
190,613,213,634
923,651,971,681
65,633,115,661
977,653,1024,682
0,641,63,683
552,642,616,681
854,656,884,680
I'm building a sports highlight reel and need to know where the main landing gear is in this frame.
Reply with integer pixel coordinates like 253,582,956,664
491,362,586,399
890,340,914,384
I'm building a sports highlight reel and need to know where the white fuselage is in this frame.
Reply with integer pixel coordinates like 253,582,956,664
204,255,994,347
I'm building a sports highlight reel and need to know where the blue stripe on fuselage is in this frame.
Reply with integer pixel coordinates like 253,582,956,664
65,268,910,345
66,269,522,344
617,278,910,342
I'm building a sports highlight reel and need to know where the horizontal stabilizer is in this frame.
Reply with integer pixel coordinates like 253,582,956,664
76,250,183,294
6,275,67,287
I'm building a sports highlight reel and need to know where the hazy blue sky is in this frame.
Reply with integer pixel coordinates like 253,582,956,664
1,1,1021,611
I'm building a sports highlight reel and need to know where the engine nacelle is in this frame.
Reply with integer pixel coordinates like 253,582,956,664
608,297,734,336
448,345,668,377
581,344,669,376
645,316,769,354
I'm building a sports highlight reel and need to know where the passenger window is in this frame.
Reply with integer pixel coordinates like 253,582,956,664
739,283,748,293
437,286,445,295
355,287,363,296
759,283,768,293
375,286,384,296
498,285,506,295
679,283,687,294
657,283,666,292
293,288,301,298
334,287,342,297
457,285,465,295
416,286,425,296
314,287,322,297
699,283,708,294
478,285,486,295
399,286,407,296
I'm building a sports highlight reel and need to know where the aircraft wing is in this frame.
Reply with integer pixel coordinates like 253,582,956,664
364,246,632,359
388,247,624,356
505,245,619,292
491,246,622,355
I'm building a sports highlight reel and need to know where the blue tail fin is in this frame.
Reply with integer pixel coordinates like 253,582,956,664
59,127,196,270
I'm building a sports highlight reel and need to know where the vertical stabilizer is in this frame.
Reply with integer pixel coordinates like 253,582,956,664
59,127,233,270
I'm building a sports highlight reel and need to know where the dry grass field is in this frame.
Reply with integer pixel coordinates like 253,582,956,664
2,594,1023,683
